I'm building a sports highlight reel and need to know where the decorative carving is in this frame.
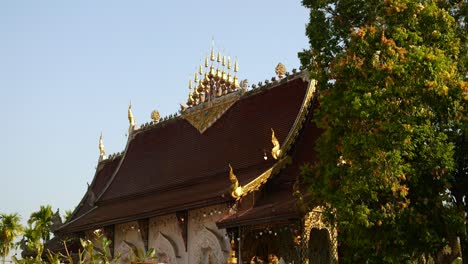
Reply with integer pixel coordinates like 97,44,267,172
228,156,291,200
191,227,225,264
271,128,282,160
229,164,242,199
98,132,106,161
275,63,287,79
151,110,160,124
182,91,242,133
128,102,137,133
183,47,241,111
155,232,177,264
301,207,338,264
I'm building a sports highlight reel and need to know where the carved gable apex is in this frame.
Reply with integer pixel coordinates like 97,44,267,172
182,91,242,133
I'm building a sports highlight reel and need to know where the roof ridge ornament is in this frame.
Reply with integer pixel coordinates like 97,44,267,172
275,63,287,79
98,132,106,162
182,46,242,111
128,101,137,133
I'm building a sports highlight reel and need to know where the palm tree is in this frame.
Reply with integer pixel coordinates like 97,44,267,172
28,205,53,243
0,213,23,264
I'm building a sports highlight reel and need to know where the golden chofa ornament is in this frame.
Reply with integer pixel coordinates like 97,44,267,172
98,132,106,158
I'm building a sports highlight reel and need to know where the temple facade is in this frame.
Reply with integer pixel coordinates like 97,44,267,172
57,49,338,264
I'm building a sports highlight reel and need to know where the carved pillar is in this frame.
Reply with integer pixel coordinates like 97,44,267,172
138,219,149,251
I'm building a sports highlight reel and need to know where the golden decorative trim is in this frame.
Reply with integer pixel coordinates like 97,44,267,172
229,156,291,200
280,79,317,154
182,91,242,133
151,110,160,123
301,206,338,264
271,128,282,160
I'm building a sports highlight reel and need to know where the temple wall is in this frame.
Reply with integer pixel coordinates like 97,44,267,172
111,204,231,264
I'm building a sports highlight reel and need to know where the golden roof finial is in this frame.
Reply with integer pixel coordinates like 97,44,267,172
229,164,243,199
234,58,239,73
128,102,135,128
199,64,204,75
189,79,193,90
210,48,215,61
205,57,209,68
194,72,199,83
99,132,106,158
227,56,232,70
275,63,287,79
271,128,282,160
151,110,160,123
222,55,226,67
217,51,221,63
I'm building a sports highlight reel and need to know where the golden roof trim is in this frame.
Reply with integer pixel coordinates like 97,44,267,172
229,77,317,200
280,79,316,154
229,156,291,200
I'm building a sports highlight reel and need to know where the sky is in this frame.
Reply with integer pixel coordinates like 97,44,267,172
0,0,309,235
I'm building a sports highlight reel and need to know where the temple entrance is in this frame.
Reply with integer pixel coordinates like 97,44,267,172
308,228,331,264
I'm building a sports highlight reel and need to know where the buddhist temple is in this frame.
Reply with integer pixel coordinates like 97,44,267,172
56,48,338,264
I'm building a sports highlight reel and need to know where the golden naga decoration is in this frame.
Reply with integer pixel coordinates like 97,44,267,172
227,239,237,264
275,63,287,79
229,164,243,199
98,132,106,158
271,128,282,160
183,46,241,111
151,110,160,123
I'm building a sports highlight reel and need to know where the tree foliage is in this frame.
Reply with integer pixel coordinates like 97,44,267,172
300,0,467,262
0,213,23,264
28,205,53,243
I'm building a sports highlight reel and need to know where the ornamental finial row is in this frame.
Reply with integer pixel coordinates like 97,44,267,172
183,47,241,111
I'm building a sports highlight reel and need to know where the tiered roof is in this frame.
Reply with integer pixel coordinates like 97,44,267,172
58,61,316,234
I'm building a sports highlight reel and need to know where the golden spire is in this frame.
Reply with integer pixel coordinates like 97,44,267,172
271,128,282,160
217,51,221,63
98,132,105,157
194,72,199,83
199,64,204,75
128,102,135,128
229,164,243,199
227,56,232,70
189,79,193,90
210,48,215,61
234,58,239,73
205,57,209,67
222,55,226,67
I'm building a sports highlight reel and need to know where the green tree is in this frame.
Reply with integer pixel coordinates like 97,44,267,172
0,213,23,264
300,0,467,262
28,205,53,243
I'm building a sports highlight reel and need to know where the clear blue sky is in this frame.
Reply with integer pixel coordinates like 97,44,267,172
0,0,309,225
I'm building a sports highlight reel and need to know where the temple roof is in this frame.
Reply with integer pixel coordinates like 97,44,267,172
58,71,312,234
